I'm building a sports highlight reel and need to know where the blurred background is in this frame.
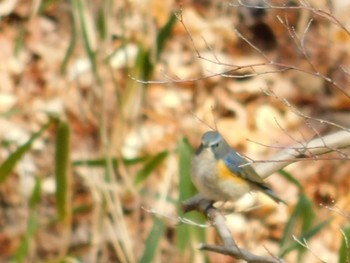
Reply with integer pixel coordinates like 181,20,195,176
0,0,350,262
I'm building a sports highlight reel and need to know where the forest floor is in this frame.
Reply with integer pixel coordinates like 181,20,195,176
0,1,350,262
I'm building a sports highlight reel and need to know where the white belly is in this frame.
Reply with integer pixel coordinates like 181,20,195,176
191,151,250,201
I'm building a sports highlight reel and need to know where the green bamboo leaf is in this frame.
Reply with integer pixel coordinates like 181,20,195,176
75,0,97,74
29,178,42,209
280,219,331,257
280,193,313,249
73,158,117,167
13,213,39,263
134,151,168,185
55,121,71,221
176,137,205,254
176,137,194,253
300,194,315,233
177,138,196,202
60,9,77,73
155,14,177,61
14,181,41,262
339,227,350,263
13,176,44,261
97,4,107,40
297,194,316,261
137,13,177,81
139,217,165,263
72,156,148,167
135,46,153,83
279,169,303,191
0,120,52,183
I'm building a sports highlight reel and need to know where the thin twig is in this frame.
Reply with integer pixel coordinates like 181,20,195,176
231,1,350,36
255,130,350,178
142,206,211,228
182,194,285,262
292,235,327,263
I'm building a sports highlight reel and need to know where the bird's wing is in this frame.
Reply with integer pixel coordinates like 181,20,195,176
223,151,286,204
223,151,265,184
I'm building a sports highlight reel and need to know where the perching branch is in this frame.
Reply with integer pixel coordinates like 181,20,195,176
182,194,285,263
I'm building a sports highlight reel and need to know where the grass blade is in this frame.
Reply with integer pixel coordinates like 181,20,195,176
29,178,41,209
139,217,165,263
0,120,53,183
177,137,196,202
72,156,148,167
60,8,77,73
280,219,331,257
138,13,177,81
176,137,205,254
279,169,303,191
13,213,39,263
339,227,350,263
76,0,97,75
134,151,168,185
280,193,313,252
55,120,71,222
97,2,107,40
13,178,41,262
155,13,177,61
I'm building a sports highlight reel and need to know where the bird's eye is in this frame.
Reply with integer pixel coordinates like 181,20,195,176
211,143,219,148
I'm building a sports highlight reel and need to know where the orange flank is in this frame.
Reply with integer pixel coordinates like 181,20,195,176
217,160,246,184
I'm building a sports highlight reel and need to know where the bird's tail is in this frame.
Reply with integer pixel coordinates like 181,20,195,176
261,185,287,205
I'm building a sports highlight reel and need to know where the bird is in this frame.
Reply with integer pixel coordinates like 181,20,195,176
191,130,285,204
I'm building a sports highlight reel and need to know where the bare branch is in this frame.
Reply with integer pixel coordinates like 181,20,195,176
131,2,350,102
264,89,350,132
199,244,284,263
182,194,285,262
320,200,350,219
255,130,350,178
230,1,350,36
234,29,271,61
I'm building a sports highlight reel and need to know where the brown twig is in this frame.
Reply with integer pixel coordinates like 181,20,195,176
199,244,284,263
182,194,285,263
232,1,350,36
